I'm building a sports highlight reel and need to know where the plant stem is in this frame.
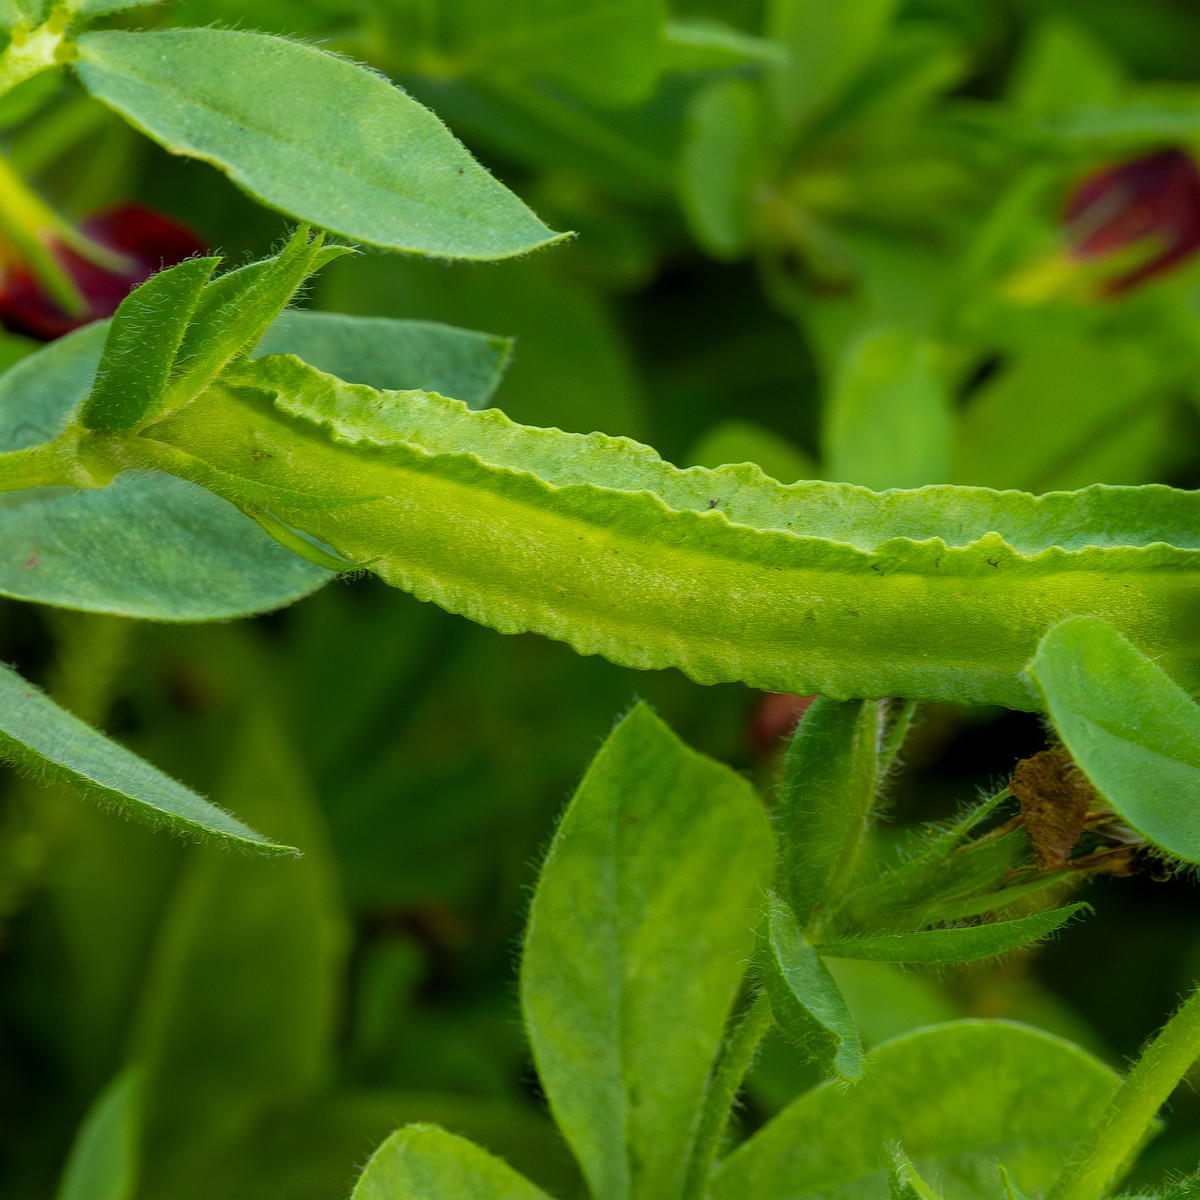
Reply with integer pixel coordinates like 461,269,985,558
1045,983,1200,1200
0,436,101,491
0,10,69,101
681,990,774,1200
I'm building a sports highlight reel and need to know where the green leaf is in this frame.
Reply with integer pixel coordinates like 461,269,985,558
351,1125,553,1200
132,353,1200,709
758,894,863,1080
681,76,763,259
0,323,331,619
887,1145,942,1200
685,418,818,484
56,1068,142,1200
0,662,289,853
521,704,774,1200
1028,617,1200,863
374,0,665,109
709,1022,1122,1200
766,0,901,133
664,17,787,71
73,29,568,259
79,255,218,433
1009,18,1125,117
817,903,1089,964
253,311,512,407
68,0,163,16
129,701,347,1158
824,327,950,490
776,698,879,925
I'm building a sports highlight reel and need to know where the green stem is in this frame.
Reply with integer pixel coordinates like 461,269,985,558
682,990,774,1200
1045,983,1200,1200
0,9,69,100
0,436,102,491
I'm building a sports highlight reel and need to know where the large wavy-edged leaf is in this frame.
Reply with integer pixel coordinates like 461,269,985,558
73,29,567,259
351,1125,552,1200
521,705,774,1200
817,903,1089,964
0,321,331,619
133,352,1200,708
253,311,512,407
0,663,288,852
709,1022,1122,1200
1029,617,1200,862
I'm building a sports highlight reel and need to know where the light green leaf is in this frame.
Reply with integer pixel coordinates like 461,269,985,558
0,662,289,852
68,0,162,16
776,698,879,925
132,352,1200,709
888,1145,942,1200
254,311,512,407
824,326,950,490
374,0,666,109
710,1022,1122,1200
79,256,218,433
681,76,763,259
664,16,786,72
56,1068,142,1200
0,0,28,29
130,702,346,1157
766,0,901,133
817,903,1089,964
521,704,774,1200
1028,617,1200,863
1009,18,1125,117
758,894,863,1080
0,323,331,620
351,1125,552,1200
73,29,567,259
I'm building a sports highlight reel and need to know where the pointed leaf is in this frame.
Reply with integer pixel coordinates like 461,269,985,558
1029,616,1200,863
710,1022,1122,1200
887,1145,941,1200
817,903,1089,964
521,704,774,1200
351,1125,552,1200
56,1068,142,1200
253,311,512,407
73,29,567,259
79,255,219,433
0,663,289,852
758,894,863,1080
776,697,879,925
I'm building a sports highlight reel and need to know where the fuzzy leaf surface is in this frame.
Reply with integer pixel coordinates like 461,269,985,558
520,704,774,1200
1029,616,1200,862
351,1124,552,1200
73,29,567,259
758,894,863,1080
0,664,288,852
710,1022,1121,1200
817,903,1088,964
0,324,330,619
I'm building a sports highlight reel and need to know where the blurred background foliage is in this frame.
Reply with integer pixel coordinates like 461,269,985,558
6,0,1200,1196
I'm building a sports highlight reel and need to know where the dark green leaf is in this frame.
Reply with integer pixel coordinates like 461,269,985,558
253,311,512,407
817,903,1089,964
73,29,568,259
710,1022,1122,1200
0,663,288,852
521,704,774,1200
351,1125,552,1200
777,697,879,926
1028,616,1200,863
758,894,863,1080
56,1068,142,1200
79,255,218,433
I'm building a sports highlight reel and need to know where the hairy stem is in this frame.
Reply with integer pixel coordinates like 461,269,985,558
1046,983,1200,1200
682,990,774,1200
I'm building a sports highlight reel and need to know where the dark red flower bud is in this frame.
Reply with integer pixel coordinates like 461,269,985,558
750,691,816,754
0,203,204,340
1063,148,1200,294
